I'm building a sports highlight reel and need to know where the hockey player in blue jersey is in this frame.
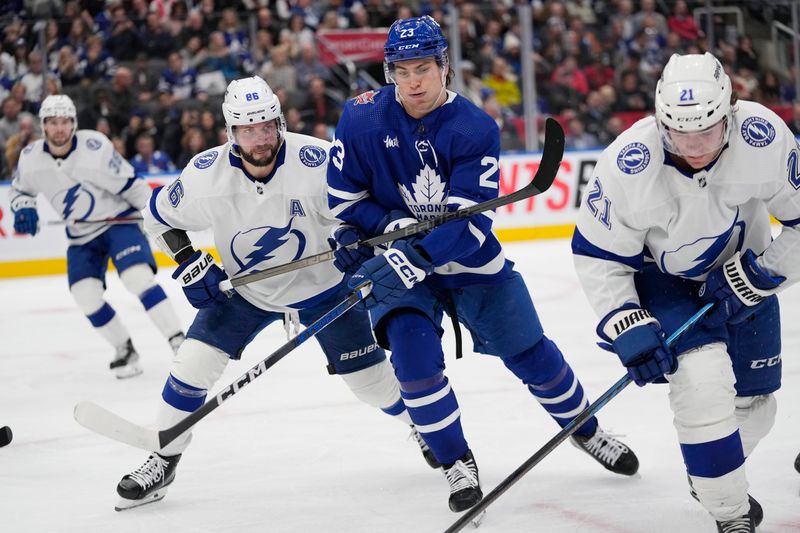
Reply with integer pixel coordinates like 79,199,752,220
572,52,800,532
327,16,639,515
114,76,436,511
9,94,185,378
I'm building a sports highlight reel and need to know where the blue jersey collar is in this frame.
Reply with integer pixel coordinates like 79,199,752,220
229,141,286,183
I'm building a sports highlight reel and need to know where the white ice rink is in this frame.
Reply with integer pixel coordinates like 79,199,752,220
1,239,799,532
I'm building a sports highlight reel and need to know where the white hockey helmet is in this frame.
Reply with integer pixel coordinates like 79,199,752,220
655,53,733,156
222,76,286,145
39,94,78,140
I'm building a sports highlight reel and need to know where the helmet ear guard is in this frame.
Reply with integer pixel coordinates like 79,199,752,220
383,16,449,84
39,94,78,141
222,76,286,145
654,52,734,156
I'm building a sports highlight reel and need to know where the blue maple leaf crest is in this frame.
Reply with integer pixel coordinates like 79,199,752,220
230,218,306,274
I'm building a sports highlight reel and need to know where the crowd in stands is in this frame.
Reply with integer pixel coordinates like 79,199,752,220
0,0,798,179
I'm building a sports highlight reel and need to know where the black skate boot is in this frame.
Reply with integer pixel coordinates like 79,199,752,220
443,449,482,512
410,425,441,469
688,476,763,527
110,339,142,379
571,426,639,476
716,513,756,533
116,452,181,511
795,451,800,474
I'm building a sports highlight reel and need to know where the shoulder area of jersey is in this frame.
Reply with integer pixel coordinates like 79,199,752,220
284,131,331,169
184,143,228,174
604,115,664,178
75,129,111,151
732,100,789,150
18,137,45,162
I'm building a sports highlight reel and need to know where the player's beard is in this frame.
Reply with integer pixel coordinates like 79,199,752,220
239,138,281,168
47,132,71,149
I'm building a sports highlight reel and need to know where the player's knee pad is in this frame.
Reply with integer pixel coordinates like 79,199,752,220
735,393,776,457
170,338,229,391
501,335,565,386
668,343,738,444
118,262,169,309
69,277,106,316
339,358,401,410
384,311,444,383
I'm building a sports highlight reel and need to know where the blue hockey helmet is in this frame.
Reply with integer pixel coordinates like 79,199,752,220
384,16,449,83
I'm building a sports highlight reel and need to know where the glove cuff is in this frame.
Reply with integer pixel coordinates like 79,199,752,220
11,194,37,212
597,304,659,343
705,251,782,307
383,245,430,288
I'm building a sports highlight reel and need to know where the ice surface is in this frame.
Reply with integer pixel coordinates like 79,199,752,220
1,240,798,532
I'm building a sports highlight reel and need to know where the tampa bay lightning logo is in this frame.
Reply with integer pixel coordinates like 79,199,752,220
194,150,219,169
616,143,650,174
58,183,96,220
659,210,745,278
86,138,102,151
22,144,34,155
299,145,327,167
230,217,306,275
740,117,775,148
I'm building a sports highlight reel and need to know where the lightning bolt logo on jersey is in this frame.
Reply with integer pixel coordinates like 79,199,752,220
59,183,96,221
230,218,307,275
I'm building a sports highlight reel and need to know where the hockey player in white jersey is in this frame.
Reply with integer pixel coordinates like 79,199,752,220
572,52,800,532
9,94,184,379
115,76,435,511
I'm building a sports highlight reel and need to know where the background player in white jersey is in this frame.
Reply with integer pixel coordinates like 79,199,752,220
115,76,434,511
9,95,184,379
327,16,639,515
572,52,800,532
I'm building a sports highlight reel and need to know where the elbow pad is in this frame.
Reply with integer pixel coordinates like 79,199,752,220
155,228,196,264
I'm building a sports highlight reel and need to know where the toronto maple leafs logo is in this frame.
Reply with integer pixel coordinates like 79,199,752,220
229,217,306,275
58,184,96,221
659,210,745,278
398,165,448,220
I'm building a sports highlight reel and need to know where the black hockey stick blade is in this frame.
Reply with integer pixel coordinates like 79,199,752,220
221,118,565,291
74,283,372,451
443,302,712,533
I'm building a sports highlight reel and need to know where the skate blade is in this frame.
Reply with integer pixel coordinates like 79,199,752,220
469,510,487,528
114,486,169,511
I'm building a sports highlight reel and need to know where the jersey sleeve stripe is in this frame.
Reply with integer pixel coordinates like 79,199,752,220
328,185,370,201
149,186,172,228
572,227,644,270
118,176,140,194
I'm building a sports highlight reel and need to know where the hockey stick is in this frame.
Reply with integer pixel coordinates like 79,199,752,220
73,281,373,451
219,118,565,292
443,302,713,533
47,216,144,225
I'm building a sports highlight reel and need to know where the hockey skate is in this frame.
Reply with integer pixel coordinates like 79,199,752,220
116,452,181,511
689,478,763,528
410,425,441,469
110,339,142,379
570,426,639,476
443,449,482,512
716,513,756,533
168,332,186,355
795,451,800,474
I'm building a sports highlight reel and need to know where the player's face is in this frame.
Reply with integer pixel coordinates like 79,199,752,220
666,119,726,169
43,116,74,148
393,57,446,118
234,119,281,167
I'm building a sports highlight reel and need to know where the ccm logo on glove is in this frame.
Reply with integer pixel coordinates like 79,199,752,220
386,249,426,288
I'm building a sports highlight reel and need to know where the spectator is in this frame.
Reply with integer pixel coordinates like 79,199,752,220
197,31,241,83
736,36,759,72
176,127,208,168
130,133,175,174
295,42,330,90
55,45,83,88
0,96,36,149
311,121,330,141
107,6,141,61
755,70,783,107
58,18,91,59
298,77,340,126
482,56,521,110
615,69,651,112
459,60,484,107
18,51,46,108
158,51,198,101
279,13,315,59
633,0,668,37
5,114,39,172
131,52,160,103
259,44,297,93
551,55,589,96
218,8,248,53
140,11,177,59
787,101,800,136
581,90,612,145
668,0,702,42
199,109,218,148
606,115,626,141
483,95,524,152
178,10,207,49
284,106,310,135
565,116,599,149
79,35,116,82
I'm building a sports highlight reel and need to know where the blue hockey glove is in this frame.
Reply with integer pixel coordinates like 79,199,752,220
172,250,228,309
598,305,677,387
11,195,39,236
328,225,373,276
348,239,433,309
376,209,422,250
699,250,784,329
